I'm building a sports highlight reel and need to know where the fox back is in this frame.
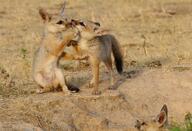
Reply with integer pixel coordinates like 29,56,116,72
79,33,123,74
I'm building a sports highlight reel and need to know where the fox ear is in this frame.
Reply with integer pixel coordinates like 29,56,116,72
39,8,52,22
156,104,168,127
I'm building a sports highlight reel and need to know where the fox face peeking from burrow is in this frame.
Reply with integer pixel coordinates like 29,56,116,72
135,104,168,131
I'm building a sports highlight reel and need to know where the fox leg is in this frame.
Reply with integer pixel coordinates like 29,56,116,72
72,45,89,67
54,68,70,95
72,45,89,59
34,73,54,93
59,52,88,61
104,58,115,89
36,87,53,94
89,78,94,88
89,56,97,88
90,57,101,95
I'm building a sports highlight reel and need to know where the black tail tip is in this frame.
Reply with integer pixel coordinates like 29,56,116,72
161,104,168,113
116,59,123,74
67,84,80,93
117,66,123,74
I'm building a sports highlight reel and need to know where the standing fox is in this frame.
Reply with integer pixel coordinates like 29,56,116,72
32,9,83,94
70,20,123,95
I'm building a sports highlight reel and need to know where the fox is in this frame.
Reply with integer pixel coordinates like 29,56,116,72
69,19,123,95
135,104,168,131
32,9,86,94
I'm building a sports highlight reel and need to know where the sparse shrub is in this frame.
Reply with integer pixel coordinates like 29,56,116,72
21,48,28,59
169,113,192,131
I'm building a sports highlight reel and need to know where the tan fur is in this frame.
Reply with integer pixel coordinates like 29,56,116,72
135,105,168,131
32,9,82,94
72,21,123,95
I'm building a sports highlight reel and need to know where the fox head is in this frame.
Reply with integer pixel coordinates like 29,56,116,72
39,8,81,43
39,8,74,34
69,19,101,40
135,104,168,131
70,19,100,32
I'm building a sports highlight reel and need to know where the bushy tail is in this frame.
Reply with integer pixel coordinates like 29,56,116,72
111,36,123,74
67,84,80,93
64,76,80,93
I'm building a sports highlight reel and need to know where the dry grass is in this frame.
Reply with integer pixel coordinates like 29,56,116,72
0,0,192,97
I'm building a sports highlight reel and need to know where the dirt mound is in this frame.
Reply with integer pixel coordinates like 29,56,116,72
0,69,192,130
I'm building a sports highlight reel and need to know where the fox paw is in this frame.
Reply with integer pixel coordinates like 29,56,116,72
36,89,45,94
92,90,101,95
62,85,71,95
62,90,71,95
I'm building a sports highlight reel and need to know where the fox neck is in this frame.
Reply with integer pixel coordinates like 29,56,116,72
79,38,89,50
43,31,63,41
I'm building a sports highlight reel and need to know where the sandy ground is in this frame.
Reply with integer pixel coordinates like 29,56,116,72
0,0,192,130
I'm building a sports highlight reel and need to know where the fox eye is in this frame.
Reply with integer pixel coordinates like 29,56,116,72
141,122,147,125
56,20,63,25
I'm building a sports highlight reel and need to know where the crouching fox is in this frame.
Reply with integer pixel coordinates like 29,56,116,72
32,9,83,94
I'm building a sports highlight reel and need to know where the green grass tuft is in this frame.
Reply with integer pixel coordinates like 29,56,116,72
169,113,192,131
